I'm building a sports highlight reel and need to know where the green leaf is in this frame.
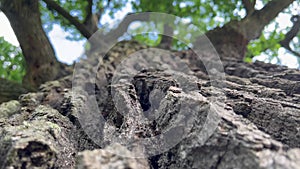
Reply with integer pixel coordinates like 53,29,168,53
0,37,25,83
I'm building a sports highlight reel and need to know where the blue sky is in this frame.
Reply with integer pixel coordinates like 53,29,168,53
0,12,85,64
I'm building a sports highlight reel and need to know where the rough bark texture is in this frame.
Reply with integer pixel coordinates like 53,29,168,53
0,41,299,168
0,0,67,88
76,144,149,169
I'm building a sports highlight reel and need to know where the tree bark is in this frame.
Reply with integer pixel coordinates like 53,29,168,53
0,41,299,168
0,0,63,88
158,24,173,50
242,0,256,16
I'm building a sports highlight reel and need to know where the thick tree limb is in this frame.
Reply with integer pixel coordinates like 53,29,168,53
198,0,295,60
83,0,93,24
82,0,99,33
87,13,150,53
102,13,150,41
82,0,113,33
280,15,300,58
158,24,173,49
285,48,300,58
42,0,92,38
242,0,256,16
239,0,295,40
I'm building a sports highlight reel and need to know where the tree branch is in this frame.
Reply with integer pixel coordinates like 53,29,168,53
96,0,111,23
102,13,150,40
280,15,300,49
88,13,150,52
82,0,99,33
82,0,113,35
242,0,256,16
254,0,295,26
83,0,93,24
285,48,300,58
158,24,173,49
239,0,295,40
279,15,300,58
42,0,92,38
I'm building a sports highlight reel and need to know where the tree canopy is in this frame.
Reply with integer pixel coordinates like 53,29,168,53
0,0,299,85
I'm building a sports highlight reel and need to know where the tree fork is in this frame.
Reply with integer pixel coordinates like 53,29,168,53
201,0,295,60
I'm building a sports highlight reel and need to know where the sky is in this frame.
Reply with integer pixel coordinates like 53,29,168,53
252,12,299,68
0,2,299,68
0,12,85,64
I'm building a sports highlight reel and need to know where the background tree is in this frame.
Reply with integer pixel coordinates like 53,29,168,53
131,0,300,62
0,0,65,89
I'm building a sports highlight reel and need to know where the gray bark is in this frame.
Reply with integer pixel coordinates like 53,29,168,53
0,41,299,168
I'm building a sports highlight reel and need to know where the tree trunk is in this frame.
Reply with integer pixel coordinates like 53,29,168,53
200,0,295,60
204,23,249,59
158,24,173,50
0,41,299,168
0,0,62,89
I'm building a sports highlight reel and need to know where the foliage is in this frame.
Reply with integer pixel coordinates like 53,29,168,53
40,0,248,48
245,1,300,66
132,0,245,30
40,0,85,40
246,30,285,60
40,0,128,40
131,0,299,67
37,0,299,61
0,37,25,83
130,0,245,49
0,0,299,85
